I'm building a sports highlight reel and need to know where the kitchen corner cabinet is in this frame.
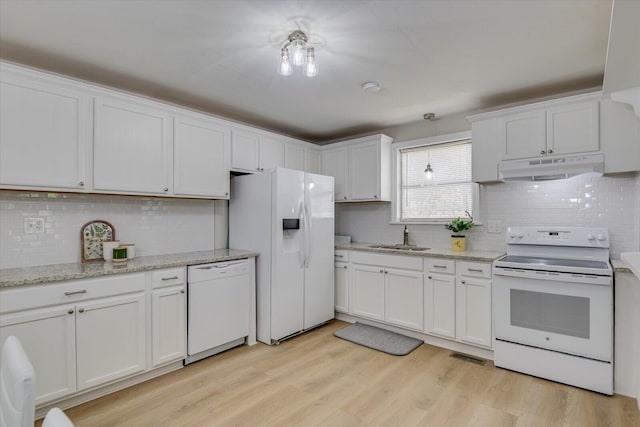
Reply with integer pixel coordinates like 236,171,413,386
0,65,90,191
600,98,640,173
321,134,392,202
174,115,230,198
93,96,172,195
231,129,285,172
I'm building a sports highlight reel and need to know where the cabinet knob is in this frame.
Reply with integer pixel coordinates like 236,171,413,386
428,275,432,279
163,187,169,192
78,308,85,313
343,196,347,200
78,181,84,187
68,309,74,315
343,265,347,269
461,280,466,284
384,270,387,274
540,150,546,155
379,269,384,273
374,195,377,198
225,192,229,196
180,290,185,294
548,149,553,154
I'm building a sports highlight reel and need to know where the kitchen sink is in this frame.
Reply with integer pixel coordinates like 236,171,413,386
369,244,430,252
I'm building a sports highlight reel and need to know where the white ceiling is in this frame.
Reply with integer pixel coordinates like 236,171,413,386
0,0,612,142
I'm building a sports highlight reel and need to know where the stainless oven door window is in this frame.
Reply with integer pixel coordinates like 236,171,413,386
494,275,612,362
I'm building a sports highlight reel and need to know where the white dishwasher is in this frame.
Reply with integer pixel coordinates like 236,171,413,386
186,259,251,365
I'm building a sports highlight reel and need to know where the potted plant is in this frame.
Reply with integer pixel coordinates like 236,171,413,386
445,213,474,251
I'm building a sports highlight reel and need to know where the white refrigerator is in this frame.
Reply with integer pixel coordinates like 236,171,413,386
229,168,335,345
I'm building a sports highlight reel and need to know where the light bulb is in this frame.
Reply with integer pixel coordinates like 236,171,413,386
303,48,318,77
291,39,306,66
278,48,292,76
423,163,436,186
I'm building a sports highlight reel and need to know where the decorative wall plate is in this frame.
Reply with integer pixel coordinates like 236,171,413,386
81,220,115,262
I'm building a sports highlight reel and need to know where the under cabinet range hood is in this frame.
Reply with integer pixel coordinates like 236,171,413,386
498,153,604,181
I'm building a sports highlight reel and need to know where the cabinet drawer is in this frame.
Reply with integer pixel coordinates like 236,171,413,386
152,267,186,289
457,261,491,279
334,250,350,262
350,251,423,271
425,259,455,275
0,273,146,314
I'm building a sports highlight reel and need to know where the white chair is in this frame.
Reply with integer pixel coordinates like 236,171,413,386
1,336,75,427
0,335,36,427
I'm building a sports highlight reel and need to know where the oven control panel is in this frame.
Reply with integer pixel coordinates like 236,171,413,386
506,226,609,248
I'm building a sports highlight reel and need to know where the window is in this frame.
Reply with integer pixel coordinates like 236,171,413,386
399,139,475,221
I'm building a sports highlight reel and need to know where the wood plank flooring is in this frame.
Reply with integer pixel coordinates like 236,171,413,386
51,321,640,427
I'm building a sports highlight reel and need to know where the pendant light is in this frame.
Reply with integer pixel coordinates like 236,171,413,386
423,163,436,186
278,30,318,77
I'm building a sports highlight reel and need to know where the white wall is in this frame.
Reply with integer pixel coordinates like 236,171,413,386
336,172,640,258
0,190,216,269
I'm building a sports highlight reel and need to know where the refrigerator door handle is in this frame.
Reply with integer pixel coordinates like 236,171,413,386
303,200,311,268
298,201,306,269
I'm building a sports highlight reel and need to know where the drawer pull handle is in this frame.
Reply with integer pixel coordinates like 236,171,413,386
433,265,447,269
162,276,179,281
335,255,344,258
468,268,483,273
64,290,87,296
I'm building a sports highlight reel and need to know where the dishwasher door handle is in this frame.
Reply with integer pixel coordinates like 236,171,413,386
196,260,247,270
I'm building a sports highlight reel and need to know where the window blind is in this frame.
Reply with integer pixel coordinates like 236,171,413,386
400,140,473,220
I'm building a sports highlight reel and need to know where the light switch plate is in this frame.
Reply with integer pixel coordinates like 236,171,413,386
24,217,45,234
487,220,502,233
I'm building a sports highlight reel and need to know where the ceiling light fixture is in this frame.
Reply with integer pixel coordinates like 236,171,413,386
423,162,436,186
361,81,381,93
278,30,318,77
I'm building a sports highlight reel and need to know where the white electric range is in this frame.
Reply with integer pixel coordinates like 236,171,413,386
492,226,613,395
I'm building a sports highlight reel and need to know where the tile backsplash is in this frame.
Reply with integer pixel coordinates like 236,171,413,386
0,191,215,269
336,172,640,259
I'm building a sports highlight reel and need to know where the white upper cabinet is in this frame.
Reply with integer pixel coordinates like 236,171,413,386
284,144,305,171
93,96,172,195
0,65,90,191
304,149,322,174
600,98,640,173
231,129,286,172
468,93,610,182
174,115,230,198
322,146,349,201
259,135,285,170
322,134,392,202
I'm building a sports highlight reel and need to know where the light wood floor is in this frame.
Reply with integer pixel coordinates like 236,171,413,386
50,321,639,427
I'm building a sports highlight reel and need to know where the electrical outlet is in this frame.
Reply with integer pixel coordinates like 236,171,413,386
24,217,45,234
487,220,502,233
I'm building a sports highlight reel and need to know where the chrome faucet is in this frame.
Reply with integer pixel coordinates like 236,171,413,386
403,226,409,246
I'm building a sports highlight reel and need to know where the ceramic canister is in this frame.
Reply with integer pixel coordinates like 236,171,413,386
102,240,120,261
120,243,135,259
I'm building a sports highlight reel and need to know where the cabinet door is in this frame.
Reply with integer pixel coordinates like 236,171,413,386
425,273,456,338
0,305,76,404
547,101,599,155
322,147,349,201
174,116,230,198
75,293,146,391
600,98,640,173
385,269,423,330
94,96,171,195
351,264,385,321
349,141,380,200
502,110,547,160
456,277,492,347
0,71,89,191
259,136,285,170
285,144,305,171
304,149,322,174
471,118,503,182
152,285,186,367
231,129,260,172
335,262,350,314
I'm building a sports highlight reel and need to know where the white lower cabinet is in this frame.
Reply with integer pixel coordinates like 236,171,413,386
424,273,456,338
335,261,350,314
0,305,76,405
456,276,492,347
76,293,147,391
385,268,423,330
351,264,385,321
152,285,186,367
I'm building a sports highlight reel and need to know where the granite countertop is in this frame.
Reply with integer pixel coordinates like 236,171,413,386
336,242,505,262
612,258,633,274
0,249,258,288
